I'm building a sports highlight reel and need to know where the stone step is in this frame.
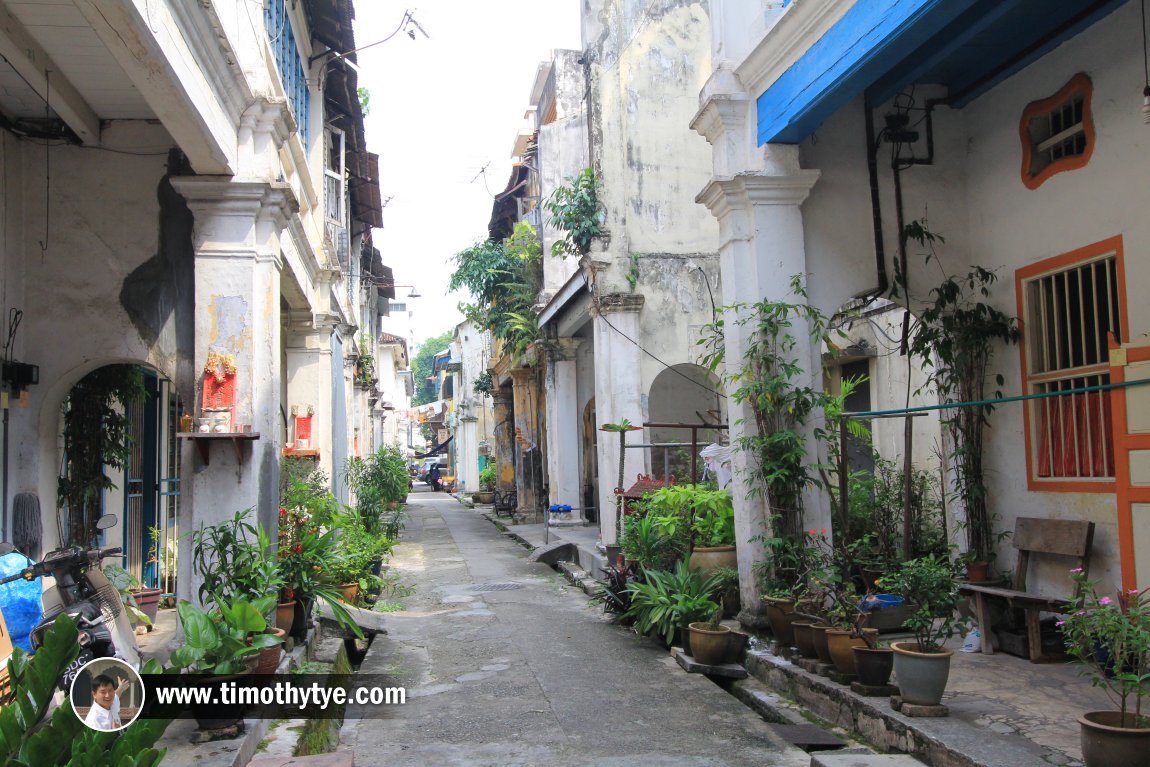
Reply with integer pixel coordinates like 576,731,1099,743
810,753,927,767
248,754,353,767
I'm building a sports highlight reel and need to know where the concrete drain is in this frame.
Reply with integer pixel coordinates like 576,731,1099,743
470,582,523,592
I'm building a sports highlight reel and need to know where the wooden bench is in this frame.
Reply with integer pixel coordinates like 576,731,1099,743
960,517,1094,662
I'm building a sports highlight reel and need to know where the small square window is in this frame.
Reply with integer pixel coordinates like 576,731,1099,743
1020,73,1094,189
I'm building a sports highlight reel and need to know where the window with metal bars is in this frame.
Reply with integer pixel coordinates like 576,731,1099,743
1021,73,1093,189
1019,240,1124,484
263,0,310,147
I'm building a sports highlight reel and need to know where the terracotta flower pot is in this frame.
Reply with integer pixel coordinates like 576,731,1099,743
339,582,360,604
965,560,990,582
255,627,286,675
762,597,799,646
687,545,737,578
276,601,296,633
792,621,822,659
825,628,877,676
809,624,834,664
1079,711,1150,767
130,587,164,623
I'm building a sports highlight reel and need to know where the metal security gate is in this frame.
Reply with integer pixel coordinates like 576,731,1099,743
123,371,180,589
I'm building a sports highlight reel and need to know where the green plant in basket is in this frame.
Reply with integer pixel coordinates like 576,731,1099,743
1060,571,1150,726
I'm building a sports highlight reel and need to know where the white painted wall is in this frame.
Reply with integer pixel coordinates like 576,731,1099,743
771,1,1148,594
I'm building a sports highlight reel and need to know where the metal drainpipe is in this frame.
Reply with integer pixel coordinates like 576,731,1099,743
864,102,889,297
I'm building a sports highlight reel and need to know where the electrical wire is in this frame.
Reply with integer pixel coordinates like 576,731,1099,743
594,309,726,401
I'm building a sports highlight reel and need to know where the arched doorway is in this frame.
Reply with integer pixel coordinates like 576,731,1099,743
57,364,181,591
647,364,724,482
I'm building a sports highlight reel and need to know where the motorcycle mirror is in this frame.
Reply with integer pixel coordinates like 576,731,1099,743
96,515,118,531
0,543,14,556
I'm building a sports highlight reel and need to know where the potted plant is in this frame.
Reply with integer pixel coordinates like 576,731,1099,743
275,505,363,641
756,523,818,646
879,554,968,706
475,465,497,505
903,224,1019,576
325,511,390,606
622,560,719,648
103,563,154,629
620,511,688,574
1059,571,1150,766
646,483,736,576
169,595,282,729
689,606,731,665
190,509,282,608
600,420,643,563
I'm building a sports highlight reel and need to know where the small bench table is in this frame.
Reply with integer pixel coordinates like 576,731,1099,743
959,516,1094,662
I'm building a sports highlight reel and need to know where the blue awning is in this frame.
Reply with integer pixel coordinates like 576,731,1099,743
757,0,1130,145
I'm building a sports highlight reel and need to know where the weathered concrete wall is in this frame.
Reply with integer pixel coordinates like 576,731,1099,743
581,0,723,541
540,49,590,295
794,2,1148,593
3,122,184,554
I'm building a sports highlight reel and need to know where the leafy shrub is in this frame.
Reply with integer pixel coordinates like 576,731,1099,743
623,560,720,646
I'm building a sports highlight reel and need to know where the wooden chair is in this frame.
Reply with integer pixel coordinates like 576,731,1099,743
960,517,1094,662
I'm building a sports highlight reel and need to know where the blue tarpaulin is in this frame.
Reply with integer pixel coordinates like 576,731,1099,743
0,552,42,653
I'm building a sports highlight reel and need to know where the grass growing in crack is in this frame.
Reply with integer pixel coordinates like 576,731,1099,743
374,600,406,613
294,649,351,756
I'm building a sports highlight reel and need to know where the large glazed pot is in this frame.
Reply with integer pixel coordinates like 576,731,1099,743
688,623,732,665
1079,711,1150,767
688,546,737,578
792,622,822,659
809,624,834,664
825,629,876,676
762,597,799,646
853,646,894,686
891,641,953,706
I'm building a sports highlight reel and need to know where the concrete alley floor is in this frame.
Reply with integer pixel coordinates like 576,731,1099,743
341,490,810,767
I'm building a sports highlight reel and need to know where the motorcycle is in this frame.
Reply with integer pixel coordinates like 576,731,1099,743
0,514,140,690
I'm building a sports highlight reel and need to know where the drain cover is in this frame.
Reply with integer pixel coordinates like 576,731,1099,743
470,582,523,592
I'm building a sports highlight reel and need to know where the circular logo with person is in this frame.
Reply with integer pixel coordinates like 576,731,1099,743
69,657,145,731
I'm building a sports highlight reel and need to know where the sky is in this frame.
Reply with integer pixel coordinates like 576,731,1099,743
353,2,583,352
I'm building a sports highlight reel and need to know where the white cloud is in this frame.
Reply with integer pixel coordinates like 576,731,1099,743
354,2,582,345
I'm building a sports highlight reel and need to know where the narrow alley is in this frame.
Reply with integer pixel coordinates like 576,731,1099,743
341,491,808,767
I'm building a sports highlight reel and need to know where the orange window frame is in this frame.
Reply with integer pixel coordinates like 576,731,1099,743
1016,235,1128,492
1019,72,1094,190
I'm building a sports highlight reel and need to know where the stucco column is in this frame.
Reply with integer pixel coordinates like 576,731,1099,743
172,176,296,605
284,311,338,481
592,293,646,545
509,366,543,520
545,338,585,525
457,407,478,493
695,135,821,626
491,386,515,498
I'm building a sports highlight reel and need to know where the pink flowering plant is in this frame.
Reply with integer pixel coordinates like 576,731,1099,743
1059,569,1150,725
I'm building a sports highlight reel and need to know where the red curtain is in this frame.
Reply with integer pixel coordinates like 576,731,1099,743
1037,389,1114,478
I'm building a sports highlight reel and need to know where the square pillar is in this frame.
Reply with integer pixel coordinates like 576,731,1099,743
545,338,584,524
695,139,823,625
172,176,296,605
592,293,646,545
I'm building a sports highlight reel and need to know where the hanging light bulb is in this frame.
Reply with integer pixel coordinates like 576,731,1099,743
1143,86,1150,124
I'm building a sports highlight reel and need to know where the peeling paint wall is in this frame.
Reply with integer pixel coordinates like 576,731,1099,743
1,122,183,551
583,0,722,431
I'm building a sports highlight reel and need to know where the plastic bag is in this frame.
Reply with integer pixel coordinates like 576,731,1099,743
0,551,42,653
